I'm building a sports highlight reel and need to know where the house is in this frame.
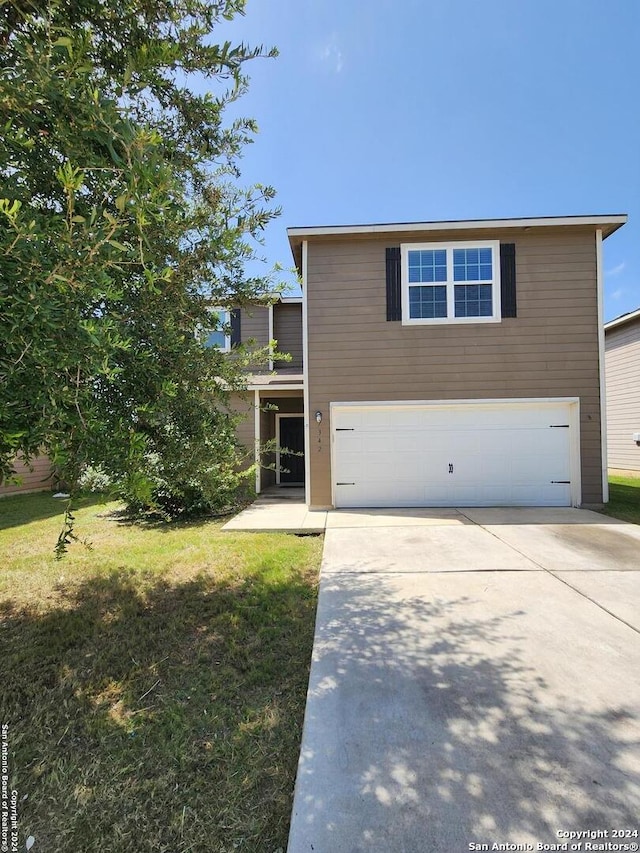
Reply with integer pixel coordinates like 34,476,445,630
230,214,627,509
0,453,55,497
604,307,640,472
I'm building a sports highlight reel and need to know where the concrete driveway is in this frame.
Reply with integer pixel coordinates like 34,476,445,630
287,508,640,853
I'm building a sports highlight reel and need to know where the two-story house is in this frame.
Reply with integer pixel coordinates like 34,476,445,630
231,214,627,510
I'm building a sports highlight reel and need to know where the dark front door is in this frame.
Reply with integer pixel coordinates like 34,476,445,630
279,416,305,484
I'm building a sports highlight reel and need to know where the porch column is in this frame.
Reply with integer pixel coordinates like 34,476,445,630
254,388,261,494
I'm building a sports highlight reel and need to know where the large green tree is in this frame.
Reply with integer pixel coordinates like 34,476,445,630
0,0,279,538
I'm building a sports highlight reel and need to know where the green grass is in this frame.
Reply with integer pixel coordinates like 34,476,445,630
0,492,323,853
599,474,640,525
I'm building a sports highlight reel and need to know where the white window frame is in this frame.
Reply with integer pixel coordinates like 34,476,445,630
203,308,232,353
401,240,502,326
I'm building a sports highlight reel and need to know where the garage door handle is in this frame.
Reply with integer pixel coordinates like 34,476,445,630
551,480,570,484
336,482,355,486
448,463,454,474
336,428,355,431
549,424,570,428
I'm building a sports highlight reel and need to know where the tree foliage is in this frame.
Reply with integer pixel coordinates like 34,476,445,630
0,0,279,530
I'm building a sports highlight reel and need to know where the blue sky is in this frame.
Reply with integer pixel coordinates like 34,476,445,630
214,0,639,321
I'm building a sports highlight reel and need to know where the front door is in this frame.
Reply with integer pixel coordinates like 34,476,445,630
278,416,305,485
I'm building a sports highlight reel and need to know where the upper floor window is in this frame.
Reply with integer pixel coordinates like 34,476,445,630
203,309,231,352
401,241,501,325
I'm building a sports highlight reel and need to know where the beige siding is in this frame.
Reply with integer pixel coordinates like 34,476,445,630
228,392,255,459
605,317,640,471
0,454,54,496
239,305,270,347
273,303,303,370
306,227,602,507
238,306,270,373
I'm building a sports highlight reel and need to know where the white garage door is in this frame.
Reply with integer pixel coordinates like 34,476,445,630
332,400,577,508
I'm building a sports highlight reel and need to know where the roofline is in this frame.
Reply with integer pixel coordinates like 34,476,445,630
288,214,628,243
604,307,640,332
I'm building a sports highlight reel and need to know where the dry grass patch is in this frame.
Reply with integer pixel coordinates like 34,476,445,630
0,492,322,853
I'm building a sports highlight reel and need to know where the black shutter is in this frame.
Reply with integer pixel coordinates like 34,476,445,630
500,243,517,318
230,308,241,347
386,247,402,321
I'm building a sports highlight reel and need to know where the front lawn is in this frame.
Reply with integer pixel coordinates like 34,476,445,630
0,492,322,853
601,474,640,525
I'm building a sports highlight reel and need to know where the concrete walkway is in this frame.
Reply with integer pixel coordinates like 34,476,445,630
287,508,640,853
221,488,327,533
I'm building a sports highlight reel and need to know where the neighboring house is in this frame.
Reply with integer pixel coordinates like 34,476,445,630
604,307,640,472
231,214,627,509
0,453,55,497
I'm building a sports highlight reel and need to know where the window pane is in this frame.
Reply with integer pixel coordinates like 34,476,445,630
408,285,447,319
453,247,493,281
454,283,493,318
205,330,227,348
466,264,480,281
408,249,447,283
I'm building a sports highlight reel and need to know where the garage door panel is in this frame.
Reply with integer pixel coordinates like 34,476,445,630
392,431,425,453
332,401,576,508
511,483,571,506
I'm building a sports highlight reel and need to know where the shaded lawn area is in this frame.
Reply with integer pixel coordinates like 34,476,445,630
600,474,640,525
0,492,323,853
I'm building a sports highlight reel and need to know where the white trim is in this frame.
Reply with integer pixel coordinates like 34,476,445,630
288,214,627,240
604,307,640,332
249,383,304,392
301,240,311,507
401,240,501,326
330,398,582,508
280,296,303,304
569,398,582,508
268,303,274,371
254,388,261,494
331,397,580,409
596,229,609,503
275,413,305,485
330,404,336,510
